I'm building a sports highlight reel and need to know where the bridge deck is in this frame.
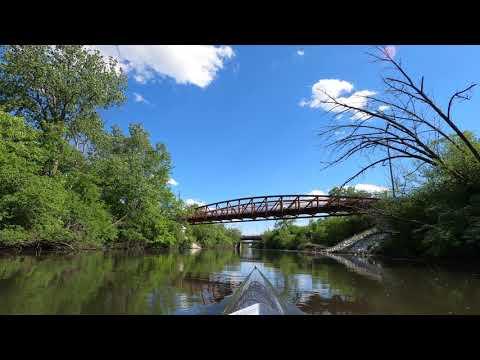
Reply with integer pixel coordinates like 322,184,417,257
187,194,377,224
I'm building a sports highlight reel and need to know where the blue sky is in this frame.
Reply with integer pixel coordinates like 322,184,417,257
96,45,480,234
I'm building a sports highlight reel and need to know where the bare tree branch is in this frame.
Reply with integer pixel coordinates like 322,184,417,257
315,46,476,189
339,155,414,188
447,83,477,119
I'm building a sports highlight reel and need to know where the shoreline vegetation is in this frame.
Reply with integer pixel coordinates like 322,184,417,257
1,45,480,259
0,45,240,252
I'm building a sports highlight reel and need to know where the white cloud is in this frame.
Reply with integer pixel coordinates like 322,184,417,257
378,105,390,112
167,178,178,186
88,45,234,88
308,189,326,196
337,89,376,111
301,79,376,120
354,183,388,193
297,49,305,56
313,79,354,101
133,92,149,104
185,198,205,207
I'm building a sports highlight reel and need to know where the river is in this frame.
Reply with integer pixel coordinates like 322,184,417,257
1,247,479,314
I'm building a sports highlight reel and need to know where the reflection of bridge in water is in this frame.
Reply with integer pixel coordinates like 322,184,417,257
175,276,240,305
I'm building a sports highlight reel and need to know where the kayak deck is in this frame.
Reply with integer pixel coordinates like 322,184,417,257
224,266,304,315
229,303,282,315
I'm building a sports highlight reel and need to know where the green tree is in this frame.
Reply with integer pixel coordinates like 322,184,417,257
377,133,480,257
0,45,127,174
260,215,373,250
0,45,126,132
92,124,181,248
188,224,241,248
0,45,244,251
328,186,373,197
0,111,116,248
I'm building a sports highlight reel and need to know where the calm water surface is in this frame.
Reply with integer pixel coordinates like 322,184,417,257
1,247,480,314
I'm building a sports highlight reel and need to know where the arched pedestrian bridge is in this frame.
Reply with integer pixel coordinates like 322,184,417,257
187,194,378,225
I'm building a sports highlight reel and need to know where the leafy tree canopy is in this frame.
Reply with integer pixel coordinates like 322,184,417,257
0,45,127,142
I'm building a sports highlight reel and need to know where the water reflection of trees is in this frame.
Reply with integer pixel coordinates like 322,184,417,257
0,250,241,314
2,250,480,314
174,277,236,305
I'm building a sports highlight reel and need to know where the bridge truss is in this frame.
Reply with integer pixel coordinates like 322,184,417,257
187,194,378,224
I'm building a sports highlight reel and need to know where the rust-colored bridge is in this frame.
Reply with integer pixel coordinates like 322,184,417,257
187,194,378,224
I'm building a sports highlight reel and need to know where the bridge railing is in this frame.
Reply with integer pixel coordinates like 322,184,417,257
188,194,379,224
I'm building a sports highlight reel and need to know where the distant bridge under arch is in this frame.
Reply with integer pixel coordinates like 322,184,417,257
187,194,378,225
240,235,262,241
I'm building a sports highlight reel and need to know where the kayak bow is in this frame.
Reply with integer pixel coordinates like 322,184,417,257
223,266,304,315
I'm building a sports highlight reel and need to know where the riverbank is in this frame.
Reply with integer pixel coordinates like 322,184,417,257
255,242,480,264
0,241,240,256
254,225,480,262
254,226,388,256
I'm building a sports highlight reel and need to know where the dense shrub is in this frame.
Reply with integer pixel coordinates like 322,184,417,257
377,134,480,257
260,215,374,251
188,224,241,248
0,112,116,248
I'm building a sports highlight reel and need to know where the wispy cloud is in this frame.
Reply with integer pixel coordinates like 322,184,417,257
297,49,305,56
133,92,149,104
167,178,178,186
87,45,235,88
